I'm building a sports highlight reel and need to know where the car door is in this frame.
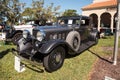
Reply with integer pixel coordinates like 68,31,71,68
79,17,90,41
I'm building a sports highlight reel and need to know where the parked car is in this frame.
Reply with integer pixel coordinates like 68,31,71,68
0,24,20,44
100,27,113,36
5,27,23,44
12,16,99,72
0,23,38,44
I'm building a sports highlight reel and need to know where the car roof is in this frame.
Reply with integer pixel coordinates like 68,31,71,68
57,16,89,20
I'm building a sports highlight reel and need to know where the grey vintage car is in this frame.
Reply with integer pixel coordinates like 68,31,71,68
12,16,99,72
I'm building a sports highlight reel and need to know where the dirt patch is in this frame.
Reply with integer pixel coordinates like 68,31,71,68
102,47,114,51
89,47,120,80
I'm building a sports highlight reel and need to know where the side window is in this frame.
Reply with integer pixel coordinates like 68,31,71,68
81,19,89,26
64,20,68,24
73,19,80,25
58,19,68,25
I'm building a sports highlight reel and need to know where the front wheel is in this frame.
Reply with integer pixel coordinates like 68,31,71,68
43,46,65,72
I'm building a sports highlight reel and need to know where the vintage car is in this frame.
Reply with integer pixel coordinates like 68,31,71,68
100,27,113,36
0,23,38,44
12,16,99,72
0,24,20,44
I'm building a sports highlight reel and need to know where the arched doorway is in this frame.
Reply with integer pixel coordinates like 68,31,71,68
113,13,117,33
100,12,111,28
90,14,98,28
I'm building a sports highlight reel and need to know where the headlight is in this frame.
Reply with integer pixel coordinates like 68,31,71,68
36,31,45,41
23,30,30,39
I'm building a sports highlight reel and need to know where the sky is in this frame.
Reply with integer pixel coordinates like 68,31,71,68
19,0,93,15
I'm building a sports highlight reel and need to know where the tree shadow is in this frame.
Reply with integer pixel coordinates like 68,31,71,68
88,49,113,64
0,49,10,59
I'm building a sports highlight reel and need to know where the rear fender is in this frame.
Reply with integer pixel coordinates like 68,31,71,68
89,29,99,40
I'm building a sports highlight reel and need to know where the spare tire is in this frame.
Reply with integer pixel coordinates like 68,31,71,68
66,31,81,52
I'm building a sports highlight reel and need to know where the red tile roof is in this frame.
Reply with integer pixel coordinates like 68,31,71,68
82,0,117,10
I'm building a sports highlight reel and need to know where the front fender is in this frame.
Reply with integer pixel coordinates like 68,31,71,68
39,40,68,54
18,38,33,53
6,30,23,38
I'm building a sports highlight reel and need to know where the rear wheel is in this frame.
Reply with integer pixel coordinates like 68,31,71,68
94,34,99,44
12,32,22,45
43,46,65,72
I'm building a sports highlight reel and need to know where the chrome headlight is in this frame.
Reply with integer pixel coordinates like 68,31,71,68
36,31,45,41
23,30,30,39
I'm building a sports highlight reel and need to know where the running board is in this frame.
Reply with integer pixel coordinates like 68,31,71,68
77,41,96,54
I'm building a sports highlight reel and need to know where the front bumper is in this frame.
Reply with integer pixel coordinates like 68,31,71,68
12,37,45,65
12,48,43,66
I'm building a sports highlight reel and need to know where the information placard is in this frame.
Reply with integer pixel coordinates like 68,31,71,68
14,56,26,72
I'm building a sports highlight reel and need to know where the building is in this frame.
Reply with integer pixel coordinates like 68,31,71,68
82,0,117,33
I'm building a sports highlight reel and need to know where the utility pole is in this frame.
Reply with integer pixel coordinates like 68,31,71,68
113,0,120,65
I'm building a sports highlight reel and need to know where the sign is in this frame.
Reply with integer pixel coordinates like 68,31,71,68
14,56,25,72
0,32,6,40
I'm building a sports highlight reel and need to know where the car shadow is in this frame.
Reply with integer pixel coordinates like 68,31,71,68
22,62,44,73
88,49,113,64
66,40,97,59
65,52,83,59
0,49,10,59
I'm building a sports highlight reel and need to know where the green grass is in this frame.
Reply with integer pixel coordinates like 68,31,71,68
0,36,120,80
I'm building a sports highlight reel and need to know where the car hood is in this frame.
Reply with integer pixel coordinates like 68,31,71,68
35,25,58,30
33,25,70,33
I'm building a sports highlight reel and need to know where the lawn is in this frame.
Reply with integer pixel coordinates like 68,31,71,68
0,36,120,80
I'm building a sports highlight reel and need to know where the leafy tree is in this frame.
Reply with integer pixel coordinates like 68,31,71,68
0,0,8,22
0,0,25,26
22,0,60,24
22,7,34,20
0,12,5,22
32,0,44,20
62,9,79,16
44,3,60,22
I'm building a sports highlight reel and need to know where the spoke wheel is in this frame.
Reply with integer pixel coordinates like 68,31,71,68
12,33,22,45
43,46,65,72
73,37,79,49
